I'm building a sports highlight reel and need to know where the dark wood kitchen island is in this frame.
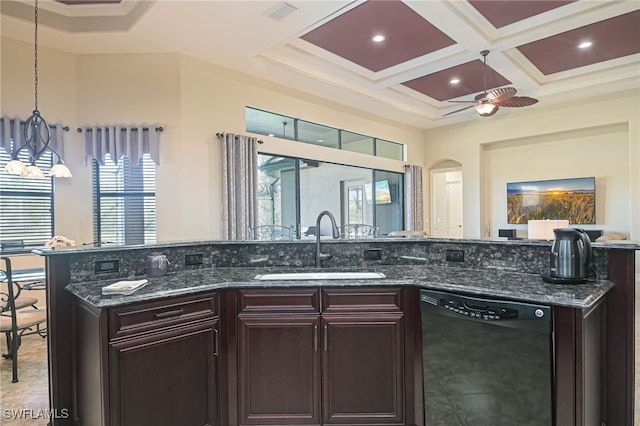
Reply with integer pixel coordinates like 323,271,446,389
34,238,638,426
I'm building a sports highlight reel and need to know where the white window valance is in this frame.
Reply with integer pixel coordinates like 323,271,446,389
0,116,67,159
80,125,163,166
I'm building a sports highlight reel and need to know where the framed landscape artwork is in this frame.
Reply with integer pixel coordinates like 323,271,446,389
507,177,595,224
364,180,392,205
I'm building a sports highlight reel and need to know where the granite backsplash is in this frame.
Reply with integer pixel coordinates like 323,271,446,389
60,239,610,284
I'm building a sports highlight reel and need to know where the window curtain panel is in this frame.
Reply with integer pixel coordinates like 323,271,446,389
404,164,424,231
0,116,67,159
80,125,162,166
219,133,259,240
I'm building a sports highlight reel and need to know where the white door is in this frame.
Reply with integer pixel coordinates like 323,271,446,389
431,169,463,238
341,179,367,225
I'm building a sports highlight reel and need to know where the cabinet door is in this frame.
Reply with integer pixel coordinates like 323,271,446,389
238,315,321,425
322,314,404,425
109,320,219,426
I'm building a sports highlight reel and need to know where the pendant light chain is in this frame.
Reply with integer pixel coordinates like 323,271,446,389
3,0,72,177
34,0,39,112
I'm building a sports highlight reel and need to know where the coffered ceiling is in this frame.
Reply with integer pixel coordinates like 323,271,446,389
1,0,639,129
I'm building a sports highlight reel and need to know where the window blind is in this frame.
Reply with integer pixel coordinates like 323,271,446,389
0,141,54,248
93,153,156,245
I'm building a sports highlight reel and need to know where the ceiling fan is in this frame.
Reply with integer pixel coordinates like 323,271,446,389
444,50,538,117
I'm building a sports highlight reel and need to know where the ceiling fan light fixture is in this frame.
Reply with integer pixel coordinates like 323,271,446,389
476,103,498,116
443,50,538,118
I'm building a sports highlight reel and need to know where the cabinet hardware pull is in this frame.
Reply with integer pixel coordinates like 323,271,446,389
214,328,219,357
154,308,184,319
314,325,318,351
323,324,328,351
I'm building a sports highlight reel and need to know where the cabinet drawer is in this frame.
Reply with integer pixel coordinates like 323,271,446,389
322,287,402,314
109,293,218,340
238,288,320,315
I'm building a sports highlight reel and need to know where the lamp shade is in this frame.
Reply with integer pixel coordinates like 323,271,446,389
50,163,72,178
23,164,46,179
3,159,27,175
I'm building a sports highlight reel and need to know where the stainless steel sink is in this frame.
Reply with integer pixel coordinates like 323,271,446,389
254,272,386,280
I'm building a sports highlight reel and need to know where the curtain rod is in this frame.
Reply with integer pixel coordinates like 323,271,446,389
216,132,263,144
77,126,164,133
2,119,69,132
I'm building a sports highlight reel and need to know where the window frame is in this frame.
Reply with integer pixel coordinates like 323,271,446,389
0,141,55,249
246,106,405,161
92,154,157,246
256,152,404,238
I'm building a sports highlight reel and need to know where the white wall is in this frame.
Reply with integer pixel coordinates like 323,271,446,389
423,90,640,241
1,38,426,247
424,90,640,273
177,54,425,239
483,122,630,237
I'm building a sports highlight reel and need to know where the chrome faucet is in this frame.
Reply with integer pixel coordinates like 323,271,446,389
315,210,341,268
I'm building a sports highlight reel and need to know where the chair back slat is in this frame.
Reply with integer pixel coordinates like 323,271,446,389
248,225,294,240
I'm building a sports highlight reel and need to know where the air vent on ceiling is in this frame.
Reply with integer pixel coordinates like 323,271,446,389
264,2,297,21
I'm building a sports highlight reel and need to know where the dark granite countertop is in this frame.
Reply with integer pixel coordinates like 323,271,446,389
66,265,613,310
30,237,640,257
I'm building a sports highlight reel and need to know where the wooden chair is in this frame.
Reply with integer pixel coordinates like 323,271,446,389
342,224,379,239
0,239,39,306
0,257,47,383
248,225,294,240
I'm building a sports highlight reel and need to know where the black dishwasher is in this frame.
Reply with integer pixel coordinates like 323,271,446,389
420,289,553,426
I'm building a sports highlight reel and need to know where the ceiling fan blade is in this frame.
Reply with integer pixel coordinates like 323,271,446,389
486,87,517,102
497,96,539,108
443,105,475,116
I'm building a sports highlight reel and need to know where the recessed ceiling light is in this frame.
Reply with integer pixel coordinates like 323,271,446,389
578,41,593,49
268,134,274,137
372,34,385,43
450,78,461,84
317,139,324,143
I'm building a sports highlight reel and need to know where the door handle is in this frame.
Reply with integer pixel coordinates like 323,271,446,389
323,324,328,352
153,308,184,319
214,328,219,357
314,325,318,352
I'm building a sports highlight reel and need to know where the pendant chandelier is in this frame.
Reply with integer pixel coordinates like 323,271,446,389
3,0,71,178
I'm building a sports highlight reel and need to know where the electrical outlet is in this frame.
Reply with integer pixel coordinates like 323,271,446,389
445,250,464,262
94,259,119,274
185,253,204,266
364,248,382,260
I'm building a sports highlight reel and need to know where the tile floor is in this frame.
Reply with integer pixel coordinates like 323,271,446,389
0,334,49,425
1,287,639,425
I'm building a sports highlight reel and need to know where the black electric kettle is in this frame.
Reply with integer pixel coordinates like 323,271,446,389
548,228,592,283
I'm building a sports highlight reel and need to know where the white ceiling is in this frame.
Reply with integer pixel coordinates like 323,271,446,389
1,0,639,129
